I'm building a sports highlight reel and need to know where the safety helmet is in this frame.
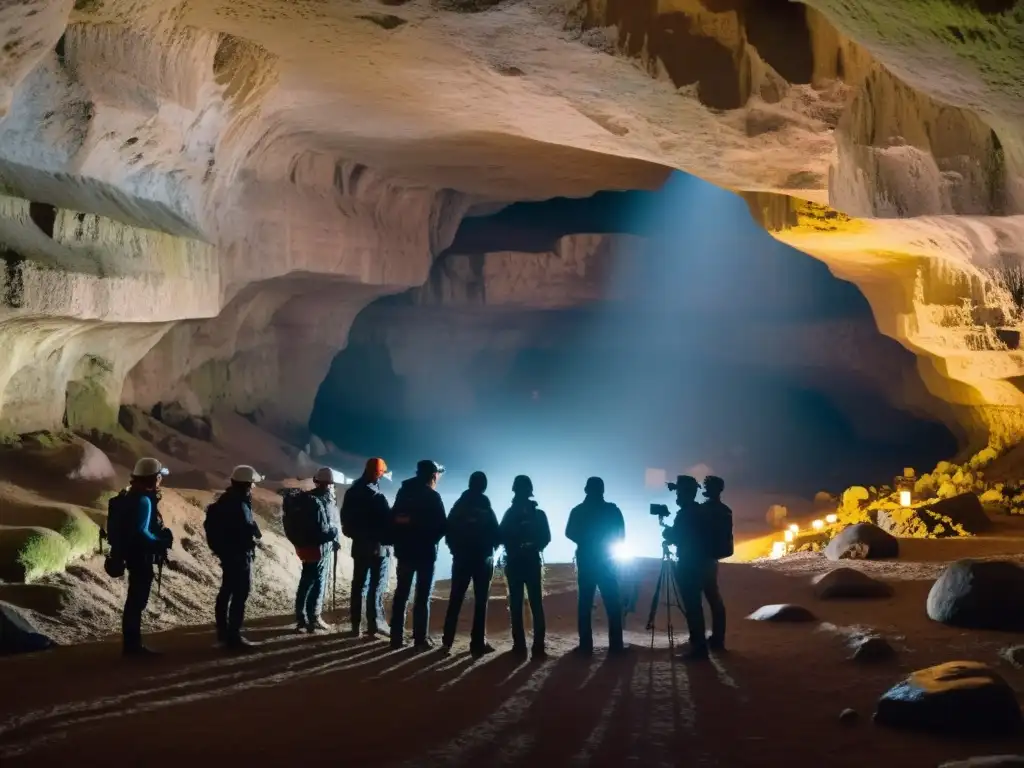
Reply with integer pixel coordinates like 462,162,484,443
416,459,445,477
512,475,534,497
584,476,604,496
314,467,345,484
132,457,169,478
667,475,699,493
231,465,263,484
365,457,388,478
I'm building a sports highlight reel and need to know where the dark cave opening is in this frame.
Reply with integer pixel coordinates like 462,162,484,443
311,176,960,503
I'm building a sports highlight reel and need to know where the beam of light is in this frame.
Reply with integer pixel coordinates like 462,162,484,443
610,540,634,562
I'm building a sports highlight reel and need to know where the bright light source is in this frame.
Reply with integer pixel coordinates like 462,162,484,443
825,514,838,524
812,519,824,530
770,541,787,559
611,541,634,562
788,524,799,533
899,490,912,507
783,530,794,543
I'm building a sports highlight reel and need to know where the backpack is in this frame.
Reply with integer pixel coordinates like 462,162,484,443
448,496,491,559
204,495,229,557
105,490,133,554
281,489,321,547
707,502,734,559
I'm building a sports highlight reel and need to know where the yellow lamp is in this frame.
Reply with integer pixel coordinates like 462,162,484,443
811,519,824,530
770,541,787,559
825,513,838,524
784,530,794,543
788,524,799,533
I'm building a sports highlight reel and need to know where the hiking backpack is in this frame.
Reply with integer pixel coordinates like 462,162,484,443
203,495,229,558
281,489,322,547
709,504,734,560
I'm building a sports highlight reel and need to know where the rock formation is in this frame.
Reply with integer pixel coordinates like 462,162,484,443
0,0,1021,452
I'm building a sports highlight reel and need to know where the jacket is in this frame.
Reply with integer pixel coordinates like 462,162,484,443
565,496,625,564
294,489,340,563
389,477,447,562
499,497,551,561
445,490,501,563
665,500,711,566
205,487,262,560
341,477,392,558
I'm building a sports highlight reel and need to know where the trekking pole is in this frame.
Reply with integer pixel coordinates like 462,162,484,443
156,551,165,598
332,550,338,625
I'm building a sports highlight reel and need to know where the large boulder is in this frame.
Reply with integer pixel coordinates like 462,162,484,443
927,560,1024,631
875,661,1022,736
824,523,899,561
152,401,213,442
65,439,117,484
812,568,893,599
0,601,56,655
878,493,991,538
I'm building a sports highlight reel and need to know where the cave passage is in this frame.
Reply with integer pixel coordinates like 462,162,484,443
311,173,959,547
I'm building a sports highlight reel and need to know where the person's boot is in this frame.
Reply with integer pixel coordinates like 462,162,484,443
608,644,632,656
309,617,333,634
511,644,529,657
708,635,726,652
226,636,259,653
572,644,594,657
413,636,437,652
294,619,308,634
531,645,548,661
470,642,496,659
367,620,390,638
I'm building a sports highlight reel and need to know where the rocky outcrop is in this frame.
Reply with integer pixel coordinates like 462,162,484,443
874,661,1023,736
824,522,899,561
926,559,1024,631
0,0,1020,449
811,567,893,599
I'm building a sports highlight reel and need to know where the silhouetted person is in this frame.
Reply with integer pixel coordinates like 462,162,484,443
698,475,731,649
499,475,551,658
442,471,501,657
566,476,627,655
389,460,447,650
204,465,264,651
342,457,393,637
106,458,174,657
291,467,343,633
664,474,727,660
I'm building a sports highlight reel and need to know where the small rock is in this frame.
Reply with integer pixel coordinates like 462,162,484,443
850,634,895,663
926,560,1024,631
0,601,56,655
939,757,1024,768
812,568,893,599
1000,645,1024,669
874,661,1022,736
838,708,859,724
746,604,816,622
824,523,899,561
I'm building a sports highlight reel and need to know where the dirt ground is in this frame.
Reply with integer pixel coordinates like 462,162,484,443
2,557,1022,768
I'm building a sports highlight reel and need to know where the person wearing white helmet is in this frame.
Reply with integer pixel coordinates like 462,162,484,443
204,465,265,650
291,467,343,633
105,457,173,657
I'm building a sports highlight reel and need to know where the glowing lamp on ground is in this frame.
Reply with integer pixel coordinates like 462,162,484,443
770,541,787,559
611,541,634,562
811,519,824,531
783,530,794,543
788,524,799,534
895,467,916,508
825,514,838,524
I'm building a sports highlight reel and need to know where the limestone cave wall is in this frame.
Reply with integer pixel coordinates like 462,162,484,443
0,0,1021,454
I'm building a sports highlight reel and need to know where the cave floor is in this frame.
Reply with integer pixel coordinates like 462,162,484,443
1,561,1022,767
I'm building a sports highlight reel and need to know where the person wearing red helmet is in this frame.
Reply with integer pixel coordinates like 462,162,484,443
341,457,393,637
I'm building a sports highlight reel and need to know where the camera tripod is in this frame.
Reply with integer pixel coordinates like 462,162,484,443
645,539,685,651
